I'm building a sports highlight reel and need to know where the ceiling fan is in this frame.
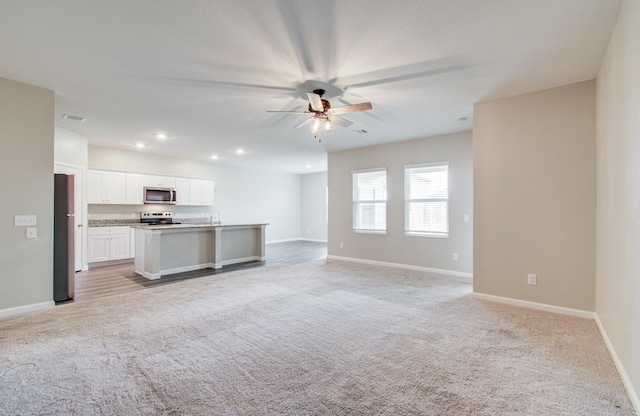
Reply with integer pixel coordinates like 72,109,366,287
267,89,372,139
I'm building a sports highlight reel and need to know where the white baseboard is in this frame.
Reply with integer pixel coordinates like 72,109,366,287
88,258,133,269
267,238,327,244
472,292,595,319
594,315,640,414
266,238,302,244
327,255,473,279
0,301,55,319
220,256,263,266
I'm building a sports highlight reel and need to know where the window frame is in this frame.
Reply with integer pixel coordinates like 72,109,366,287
352,167,387,234
404,162,449,238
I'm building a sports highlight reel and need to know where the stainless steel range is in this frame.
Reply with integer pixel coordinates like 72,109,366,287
140,212,181,225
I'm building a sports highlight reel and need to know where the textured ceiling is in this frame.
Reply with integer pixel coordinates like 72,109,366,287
0,0,622,173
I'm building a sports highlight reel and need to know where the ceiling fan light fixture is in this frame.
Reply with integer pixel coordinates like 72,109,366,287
324,119,332,132
311,117,322,135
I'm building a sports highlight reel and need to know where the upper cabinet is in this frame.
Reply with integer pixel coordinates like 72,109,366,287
88,169,213,206
88,170,126,204
143,174,175,188
175,177,190,206
125,173,144,205
189,179,215,206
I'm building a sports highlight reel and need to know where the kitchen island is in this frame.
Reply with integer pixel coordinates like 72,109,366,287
131,223,267,280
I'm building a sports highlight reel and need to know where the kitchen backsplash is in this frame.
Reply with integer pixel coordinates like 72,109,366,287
88,205,218,226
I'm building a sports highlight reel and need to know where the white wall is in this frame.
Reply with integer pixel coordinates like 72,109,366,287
0,77,55,314
301,172,327,242
596,0,640,406
88,146,301,243
473,81,596,311
327,131,473,275
54,127,88,168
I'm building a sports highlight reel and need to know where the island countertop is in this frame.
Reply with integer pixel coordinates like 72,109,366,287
130,222,268,230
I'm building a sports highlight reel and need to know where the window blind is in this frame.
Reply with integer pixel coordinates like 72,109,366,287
404,163,448,236
353,169,387,232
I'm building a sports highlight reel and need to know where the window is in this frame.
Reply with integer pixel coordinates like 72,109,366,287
404,162,449,237
353,168,387,233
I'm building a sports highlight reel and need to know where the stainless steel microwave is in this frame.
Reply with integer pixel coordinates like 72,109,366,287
144,187,177,205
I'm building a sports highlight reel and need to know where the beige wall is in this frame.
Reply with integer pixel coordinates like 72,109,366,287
301,172,327,242
473,81,596,310
0,77,55,312
328,131,473,274
596,0,640,404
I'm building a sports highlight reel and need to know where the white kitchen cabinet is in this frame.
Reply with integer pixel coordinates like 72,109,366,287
87,232,110,263
110,232,130,259
189,178,215,206
88,226,131,264
175,177,190,205
143,174,176,188
88,170,126,204
125,172,144,205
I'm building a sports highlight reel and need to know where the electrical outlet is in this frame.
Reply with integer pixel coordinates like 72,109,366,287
527,274,537,285
340,242,344,249
452,253,459,261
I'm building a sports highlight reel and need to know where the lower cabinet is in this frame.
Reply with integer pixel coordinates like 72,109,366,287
88,226,132,263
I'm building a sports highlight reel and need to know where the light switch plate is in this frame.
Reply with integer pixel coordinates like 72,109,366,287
15,215,37,226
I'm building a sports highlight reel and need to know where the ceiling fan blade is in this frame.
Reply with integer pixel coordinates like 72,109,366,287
306,92,324,112
334,59,469,90
331,115,353,127
158,76,299,93
329,102,372,115
293,117,314,128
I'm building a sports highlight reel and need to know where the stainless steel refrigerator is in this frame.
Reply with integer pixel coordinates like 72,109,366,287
54,173,75,302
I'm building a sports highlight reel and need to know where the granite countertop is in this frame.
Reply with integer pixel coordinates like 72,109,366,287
88,219,140,227
88,219,215,228
130,223,268,230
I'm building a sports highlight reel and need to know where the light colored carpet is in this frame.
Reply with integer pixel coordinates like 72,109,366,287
0,260,634,415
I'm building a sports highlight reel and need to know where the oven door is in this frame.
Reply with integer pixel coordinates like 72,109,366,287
144,187,177,204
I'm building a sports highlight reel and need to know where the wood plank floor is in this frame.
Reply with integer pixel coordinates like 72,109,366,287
63,241,327,304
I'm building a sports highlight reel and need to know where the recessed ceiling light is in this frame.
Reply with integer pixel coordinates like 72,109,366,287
135,143,145,148
211,155,218,160
236,148,244,154
62,114,86,122
155,133,168,139
458,117,468,122
306,165,312,168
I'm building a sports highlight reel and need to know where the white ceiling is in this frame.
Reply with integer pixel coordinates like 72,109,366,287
0,0,621,174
